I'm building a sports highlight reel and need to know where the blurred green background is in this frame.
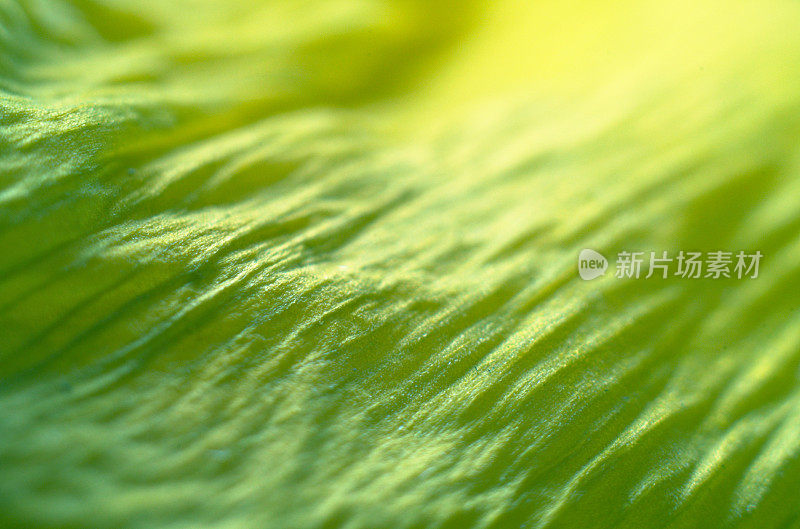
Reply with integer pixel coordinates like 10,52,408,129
2,1,800,528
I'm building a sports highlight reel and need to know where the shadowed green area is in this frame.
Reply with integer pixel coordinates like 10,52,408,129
2,1,800,528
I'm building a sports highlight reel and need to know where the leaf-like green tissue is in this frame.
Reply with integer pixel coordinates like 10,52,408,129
2,1,800,528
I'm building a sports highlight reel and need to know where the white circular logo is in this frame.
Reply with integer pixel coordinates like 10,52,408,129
578,249,608,280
